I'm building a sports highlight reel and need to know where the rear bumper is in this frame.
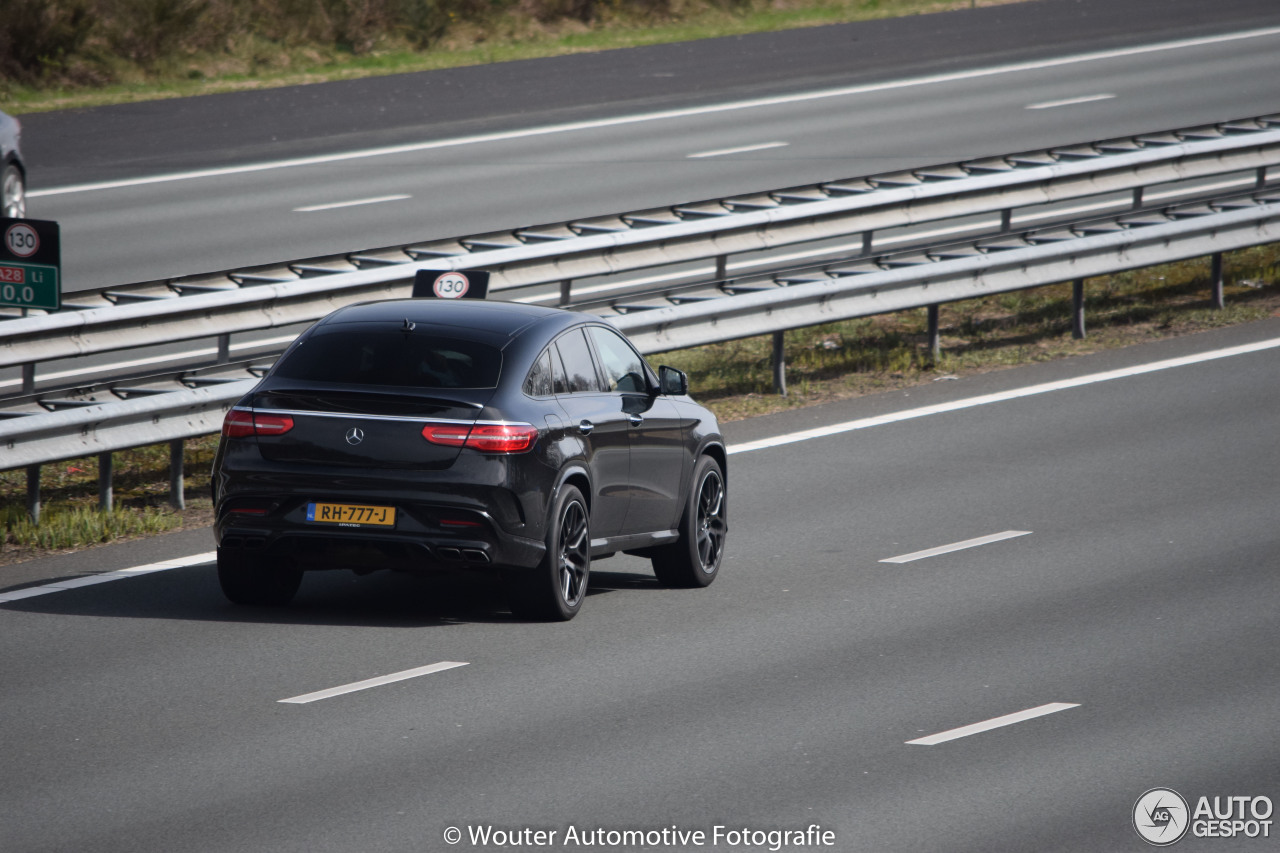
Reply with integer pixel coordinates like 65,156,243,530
214,487,547,573
217,519,545,572
213,444,555,572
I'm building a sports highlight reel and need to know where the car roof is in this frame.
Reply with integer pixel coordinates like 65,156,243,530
317,298,586,345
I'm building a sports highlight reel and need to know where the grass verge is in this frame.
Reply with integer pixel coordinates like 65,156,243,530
1,437,219,567
2,243,1277,566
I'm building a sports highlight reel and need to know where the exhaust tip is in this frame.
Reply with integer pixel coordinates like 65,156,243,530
462,549,491,564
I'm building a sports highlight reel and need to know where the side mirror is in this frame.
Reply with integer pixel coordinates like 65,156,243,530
658,365,688,396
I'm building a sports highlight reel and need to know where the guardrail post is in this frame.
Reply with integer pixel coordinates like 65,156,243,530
772,332,787,397
715,255,727,282
26,465,41,524
927,305,941,361
1132,187,1144,210
99,453,113,511
559,280,572,307
217,334,230,365
1000,209,1012,232
861,232,873,256
1211,253,1225,309
21,363,34,395
169,440,185,511
1259,166,1268,189
1072,279,1086,339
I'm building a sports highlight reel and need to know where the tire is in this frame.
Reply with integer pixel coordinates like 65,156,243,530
2,164,25,219
652,455,727,588
506,485,590,621
217,548,302,606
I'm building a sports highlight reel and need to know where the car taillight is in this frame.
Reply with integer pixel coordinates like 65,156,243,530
253,413,294,435
466,424,538,453
222,409,294,438
422,422,538,453
421,423,471,447
222,410,255,438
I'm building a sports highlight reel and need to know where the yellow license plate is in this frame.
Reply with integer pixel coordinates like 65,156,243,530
306,502,396,527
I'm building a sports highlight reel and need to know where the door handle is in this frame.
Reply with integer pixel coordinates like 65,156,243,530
578,420,594,435
628,414,644,426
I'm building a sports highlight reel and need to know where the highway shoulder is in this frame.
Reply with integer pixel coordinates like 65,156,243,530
722,315,1280,449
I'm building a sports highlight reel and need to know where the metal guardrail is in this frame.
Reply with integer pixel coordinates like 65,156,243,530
2,116,1279,507
2,117,1278,374
0,382,239,472
612,195,1280,351
2,191,1276,474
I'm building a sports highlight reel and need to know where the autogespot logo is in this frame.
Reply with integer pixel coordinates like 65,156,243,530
1135,788,1191,846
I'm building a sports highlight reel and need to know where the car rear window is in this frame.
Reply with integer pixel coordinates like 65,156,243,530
272,329,502,389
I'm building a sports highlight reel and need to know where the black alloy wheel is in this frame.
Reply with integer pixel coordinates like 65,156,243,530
556,498,590,609
652,456,727,588
507,485,590,621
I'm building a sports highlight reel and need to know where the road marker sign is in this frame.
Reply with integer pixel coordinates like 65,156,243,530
0,218,60,311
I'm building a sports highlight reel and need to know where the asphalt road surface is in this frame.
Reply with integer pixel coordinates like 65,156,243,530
20,0,1280,291
5,2,1280,849
3,317,1279,852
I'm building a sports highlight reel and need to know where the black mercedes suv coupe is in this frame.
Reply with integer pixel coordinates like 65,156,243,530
211,298,728,620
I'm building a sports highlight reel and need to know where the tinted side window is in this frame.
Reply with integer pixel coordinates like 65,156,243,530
550,344,570,394
556,329,601,393
586,326,648,393
523,349,553,397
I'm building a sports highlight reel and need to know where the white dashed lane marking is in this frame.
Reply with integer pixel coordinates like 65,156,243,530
880,531,1032,564
688,142,789,159
1025,93,1116,110
906,703,1081,745
293,194,411,212
278,662,470,704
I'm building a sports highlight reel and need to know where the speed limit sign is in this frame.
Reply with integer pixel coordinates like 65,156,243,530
432,272,470,298
0,217,61,311
412,269,490,300
4,223,39,258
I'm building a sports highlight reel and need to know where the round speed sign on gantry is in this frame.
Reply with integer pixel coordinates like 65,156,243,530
4,223,39,258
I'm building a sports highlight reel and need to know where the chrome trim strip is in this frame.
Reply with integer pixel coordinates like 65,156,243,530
241,407,531,428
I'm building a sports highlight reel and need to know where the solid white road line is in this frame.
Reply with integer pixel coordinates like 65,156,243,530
727,337,1280,455
278,662,470,704
30,26,1280,198
688,142,789,159
293,194,411,212
880,530,1031,564
1025,93,1116,110
8,334,1280,605
0,551,217,604
906,702,1080,745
